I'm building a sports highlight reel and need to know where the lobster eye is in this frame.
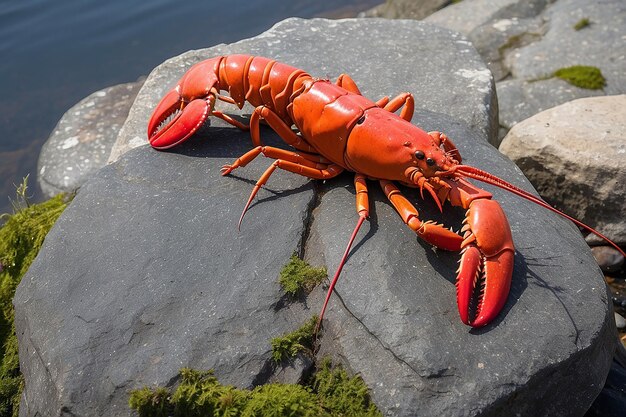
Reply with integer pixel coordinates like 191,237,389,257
426,158,436,166
415,150,425,160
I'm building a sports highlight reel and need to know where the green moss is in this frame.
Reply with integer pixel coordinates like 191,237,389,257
128,387,171,417
129,359,381,417
0,193,68,416
271,316,317,363
279,255,326,297
313,358,382,417
242,384,321,417
553,65,606,90
573,18,590,30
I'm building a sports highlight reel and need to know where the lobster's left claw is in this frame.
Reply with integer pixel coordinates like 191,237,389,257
147,88,211,149
456,199,515,327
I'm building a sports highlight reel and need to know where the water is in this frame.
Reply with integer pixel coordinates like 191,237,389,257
0,0,380,215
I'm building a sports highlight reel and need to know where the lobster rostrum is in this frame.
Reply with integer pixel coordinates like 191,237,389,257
148,55,625,329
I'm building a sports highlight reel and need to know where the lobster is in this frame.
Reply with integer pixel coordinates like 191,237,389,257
147,54,625,329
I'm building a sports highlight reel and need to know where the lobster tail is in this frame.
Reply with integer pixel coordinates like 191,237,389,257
454,165,626,258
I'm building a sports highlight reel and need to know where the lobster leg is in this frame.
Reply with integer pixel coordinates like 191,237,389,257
383,93,415,122
211,110,250,131
380,180,463,251
237,156,343,228
334,75,414,122
317,173,370,333
250,105,318,153
221,145,330,176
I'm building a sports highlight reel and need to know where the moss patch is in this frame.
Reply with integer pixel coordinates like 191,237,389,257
573,18,590,30
553,65,606,90
279,255,326,297
129,360,381,417
0,193,68,416
271,316,317,363
313,358,381,417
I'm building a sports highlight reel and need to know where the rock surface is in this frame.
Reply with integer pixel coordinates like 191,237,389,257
359,0,448,20
586,344,626,417
16,17,615,417
37,79,144,198
499,95,626,245
425,0,626,143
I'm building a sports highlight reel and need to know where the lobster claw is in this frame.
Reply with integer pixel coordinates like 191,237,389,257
148,90,211,149
456,199,514,327
147,58,222,149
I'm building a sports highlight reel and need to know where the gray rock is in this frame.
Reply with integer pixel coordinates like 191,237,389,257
499,95,626,245
37,79,144,198
16,132,316,416
15,17,614,417
359,0,449,20
109,17,498,162
425,0,549,36
498,0,626,137
469,17,546,81
614,313,626,330
425,0,626,144
586,356,626,417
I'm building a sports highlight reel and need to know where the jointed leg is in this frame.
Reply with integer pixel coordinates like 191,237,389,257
317,173,370,334
237,157,343,228
221,145,331,176
383,93,414,122
249,105,318,153
380,180,462,251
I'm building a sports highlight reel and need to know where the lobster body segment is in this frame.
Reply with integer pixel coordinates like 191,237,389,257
290,82,375,167
147,55,623,329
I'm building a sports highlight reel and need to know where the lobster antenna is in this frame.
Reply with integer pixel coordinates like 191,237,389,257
316,214,367,335
455,165,626,258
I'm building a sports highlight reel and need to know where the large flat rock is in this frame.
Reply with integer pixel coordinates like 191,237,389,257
16,130,315,416
14,17,614,416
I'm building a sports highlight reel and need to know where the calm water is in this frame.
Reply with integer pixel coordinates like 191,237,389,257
0,0,380,214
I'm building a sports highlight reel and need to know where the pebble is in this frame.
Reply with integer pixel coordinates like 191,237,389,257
615,313,626,330
591,246,625,274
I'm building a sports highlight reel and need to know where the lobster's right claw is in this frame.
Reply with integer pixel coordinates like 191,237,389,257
147,88,211,149
456,199,515,327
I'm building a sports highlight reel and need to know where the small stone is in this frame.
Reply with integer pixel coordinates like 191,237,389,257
592,246,625,273
37,79,144,198
499,95,626,246
615,313,626,330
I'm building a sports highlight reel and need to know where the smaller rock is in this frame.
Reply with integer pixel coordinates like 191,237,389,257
592,246,625,274
37,78,144,198
499,95,626,245
615,313,626,330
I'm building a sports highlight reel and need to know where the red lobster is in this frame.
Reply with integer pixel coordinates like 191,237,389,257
148,55,624,328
